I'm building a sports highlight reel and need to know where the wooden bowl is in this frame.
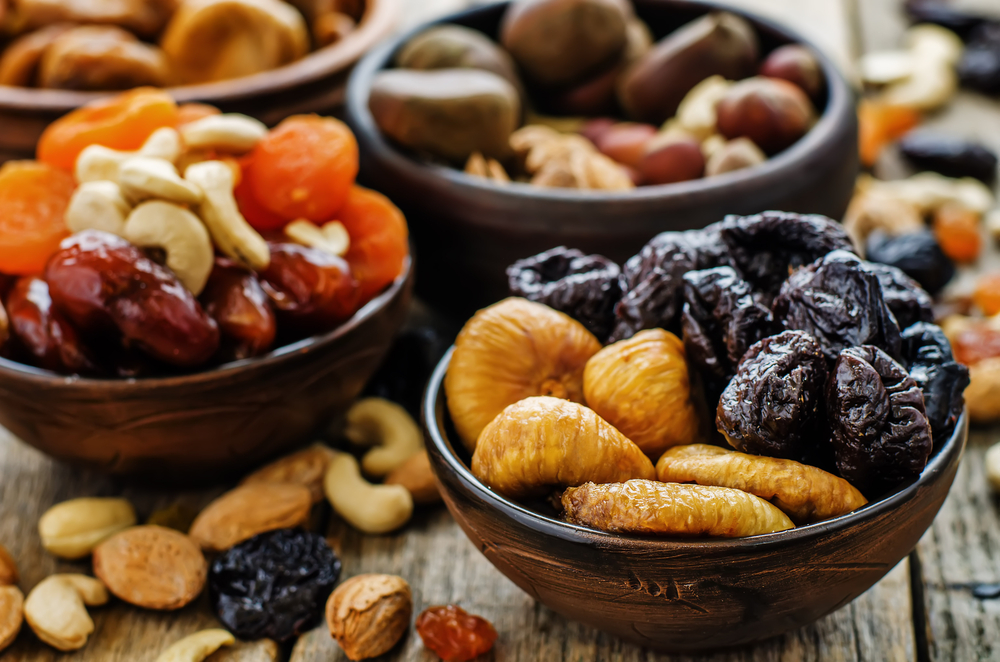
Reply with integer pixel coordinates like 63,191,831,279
0,259,412,481
345,0,860,315
0,0,401,162
423,349,967,652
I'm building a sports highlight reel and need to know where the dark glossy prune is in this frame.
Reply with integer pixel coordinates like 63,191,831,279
681,266,775,399
901,322,969,441
865,230,955,295
773,250,902,361
364,325,452,418
898,132,998,182
864,262,934,329
507,247,622,341
201,258,277,361
904,0,989,40
827,345,933,495
209,528,341,642
6,277,99,374
715,210,855,296
959,23,1000,94
717,330,828,460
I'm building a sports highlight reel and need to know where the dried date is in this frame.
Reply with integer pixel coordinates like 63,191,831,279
5,276,99,374
898,133,997,183
864,262,934,329
201,258,277,361
901,322,969,441
865,230,955,295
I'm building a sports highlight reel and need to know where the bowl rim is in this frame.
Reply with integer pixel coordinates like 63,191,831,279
423,346,968,551
0,0,401,111
0,255,412,389
345,0,856,204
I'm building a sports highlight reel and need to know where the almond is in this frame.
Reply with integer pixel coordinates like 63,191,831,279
0,544,17,586
326,574,412,661
240,444,337,504
384,450,442,505
189,483,311,551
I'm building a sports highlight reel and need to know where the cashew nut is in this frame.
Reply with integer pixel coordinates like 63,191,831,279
64,180,132,236
880,59,956,111
343,398,423,478
38,497,137,560
119,157,204,205
905,24,964,66
0,585,23,653
155,629,235,662
675,75,732,141
987,442,1000,494
180,113,269,153
872,172,994,215
123,201,214,295
284,219,350,257
23,574,107,651
184,160,270,271
74,127,182,183
324,452,413,534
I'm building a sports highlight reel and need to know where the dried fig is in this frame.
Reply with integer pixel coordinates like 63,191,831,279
38,25,168,91
445,297,601,451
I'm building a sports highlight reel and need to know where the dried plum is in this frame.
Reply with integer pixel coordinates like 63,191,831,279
507,247,622,341
209,528,341,642
865,230,955,295
773,250,902,361
898,132,998,183
901,322,969,441
904,0,989,40
716,330,828,460
827,345,933,495
864,262,934,329
959,22,1000,94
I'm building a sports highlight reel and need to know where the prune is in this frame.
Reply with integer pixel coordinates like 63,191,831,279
716,330,828,460
681,266,775,399
864,262,934,329
209,528,341,642
827,345,933,495
865,230,955,295
416,605,498,662
5,276,99,374
904,0,989,41
507,246,622,341
201,258,277,361
901,322,969,441
899,132,998,183
715,210,855,296
958,23,1000,94
364,325,452,418
44,230,220,367
773,250,902,361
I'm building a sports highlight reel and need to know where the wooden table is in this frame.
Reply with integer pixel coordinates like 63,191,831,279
3,0,1000,660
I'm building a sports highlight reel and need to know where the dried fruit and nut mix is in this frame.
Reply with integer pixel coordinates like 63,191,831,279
0,88,409,377
370,0,826,190
446,211,970,539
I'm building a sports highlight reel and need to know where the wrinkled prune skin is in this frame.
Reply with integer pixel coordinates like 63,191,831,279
681,266,775,399
864,262,934,329
44,230,220,367
959,23,1000,94
827,345,933,495
5,277,99,375
508,247,622,341
715,211,855,297
865,230,955,295
904,0,989,40
898,132,998,183
773,250,902,361
201,258,277,361
717,330,828,460
364,325,452,419
901,322,969,441
209,528,341,642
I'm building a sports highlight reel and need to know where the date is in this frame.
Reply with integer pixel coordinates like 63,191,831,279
6,276,99,374
201,259,277,361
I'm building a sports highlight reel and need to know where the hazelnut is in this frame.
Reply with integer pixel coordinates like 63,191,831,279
759,44,824,100
594,122,657,169
326,574,412,661
705,137,766,177
639,133,705,185
716,76,816,154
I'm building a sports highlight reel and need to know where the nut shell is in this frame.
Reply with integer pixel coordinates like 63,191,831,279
189,483,312,551
326,574,412,661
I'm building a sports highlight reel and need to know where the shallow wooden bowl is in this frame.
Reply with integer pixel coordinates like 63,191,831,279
423,349,967,652
0,0,400,161
0,259,412,481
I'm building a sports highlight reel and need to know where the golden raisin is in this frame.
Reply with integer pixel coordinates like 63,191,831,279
416,605,497,662
933,203,982,263
973,273,1000,316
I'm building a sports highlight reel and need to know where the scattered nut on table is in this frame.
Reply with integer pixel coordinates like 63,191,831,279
343,398,424,478
23,574,107,651
154,629,235,662
188,483,312,552
0,585,23,653
240,443,339,504
324,452,413,534
38,497,136,560
986,443,1000,494
385,449,442,505
0,544,17,586
326,574,412,661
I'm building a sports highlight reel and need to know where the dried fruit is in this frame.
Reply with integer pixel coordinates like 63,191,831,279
0,160,75,276
0,585,22,653
38,497,137,559
0,545,17,586
842,182,925,251
965,356,1000,422
865,229,955,295
337,186,409,303
6,277,100,375
210,529,341,642
933,203,982,263
241,443,338,504
959,24,1000,94
974,272,1000,316
899,132,997,183
857,100,921,168
904,0,986,40
900,322,969,441
200,259,277,361
952,322,1000,366
326,574,412,661
416,605,497,662
865,262,934,329
759,44,824,100
23,575,107,651
188,483,312,552
716,77,816,154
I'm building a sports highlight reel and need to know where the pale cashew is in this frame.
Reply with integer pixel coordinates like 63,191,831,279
0,585,23,653
859,51,913,86
873,173,994,215
324,453,413,534
23,574,107,651
119,157,204,205
38,497,136,560
675,75,731,141
155,629,235,662
123,201,215,295
141,126,184,162
185,160,270,271
74,127,181,183
987,442,1000,494
284,219,350,257
180,113,269,153
64,180,132,236
343,398,423,478
905,24,964,66
880,58,956,111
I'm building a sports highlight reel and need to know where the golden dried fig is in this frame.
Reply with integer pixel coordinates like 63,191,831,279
0,24,73,87
38,25,168,91
584,328,704,458
445,297,601,451
472,396,655,499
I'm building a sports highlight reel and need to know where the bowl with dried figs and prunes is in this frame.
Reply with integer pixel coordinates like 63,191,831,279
422,210,968,652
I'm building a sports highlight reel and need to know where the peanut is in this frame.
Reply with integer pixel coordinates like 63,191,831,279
38,497,136,559
23,574,107,651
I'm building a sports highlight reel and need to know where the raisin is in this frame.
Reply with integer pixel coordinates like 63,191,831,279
904,0,989,41
716,330,828,460
827,345,933,495
973,272,1000,315
933,204,983,263
898,132,998,183
507,247,622,341
416,605,498,662
865,230,955,295
209,528,341,642
900,322,969,441
773,250,902,361
864,262,934,329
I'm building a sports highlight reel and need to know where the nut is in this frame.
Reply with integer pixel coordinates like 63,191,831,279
0,585,23,653
674,75,732,141
859,50,913,86
716,76,816,154
965,356,1000,424
284,219,350,257
185,160,271,271
23,574,107,651
873,172,994,215
759,44,823,99
639,133,705,185
180,113,269,153
842,181,925,252
155,629,235,662
38,497,137,560
326,574,412,661
705,136,766,177
385,450,442,505
880,59,956,111
324,452,413,534
0,544,17,586
240,443,338,504
123,201,215,295
74,127,182,183
594,122,657,169
472,396,656,500
464,152,510,184
92,525,207,610
987,442,1000,494
343,398,424,478
189,483,311,552
905,24,964,66
64,180,132,236
119,156,204,205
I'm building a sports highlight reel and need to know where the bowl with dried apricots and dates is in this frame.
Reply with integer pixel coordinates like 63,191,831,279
345,0,859,313
422,211,968,652
0,88,412,479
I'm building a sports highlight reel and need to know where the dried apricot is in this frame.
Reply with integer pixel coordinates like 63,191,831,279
0,161,75,275
933,204,982,263
416,605,497,662
974,273,1000,316
858,100,920,168
37,87,178,170
336,186,408,302
176,102,221,126
952,324,1000,366
234,161,287,232
245,114,358,222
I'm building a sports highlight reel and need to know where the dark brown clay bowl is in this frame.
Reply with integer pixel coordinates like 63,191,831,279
423,349,967,652
0,0,401,162
345,0,859,315
0,258,412,481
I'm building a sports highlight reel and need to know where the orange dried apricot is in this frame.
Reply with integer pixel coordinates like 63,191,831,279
176,102,221,126
37,87,178,170
234,160,287,232
858,100,920,168
953,324,1000,366
0,161,75,275
974,273,1000,316
933,203,982,263
336,186,408,302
